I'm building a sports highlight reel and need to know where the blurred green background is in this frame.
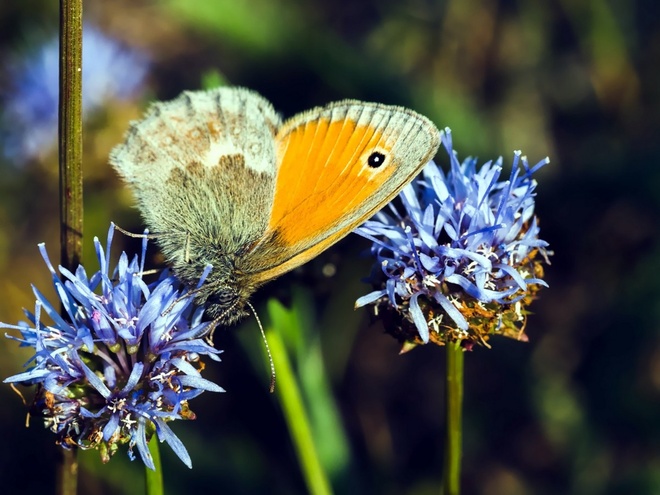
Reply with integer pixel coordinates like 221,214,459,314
1,0,659,494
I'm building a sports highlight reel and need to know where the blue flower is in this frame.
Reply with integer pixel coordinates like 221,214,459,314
3,224,223,469
355,128,551,348
3,24,148,162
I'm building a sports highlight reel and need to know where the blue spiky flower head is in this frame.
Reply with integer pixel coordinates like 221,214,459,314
355,129,551,350
3,224,223,469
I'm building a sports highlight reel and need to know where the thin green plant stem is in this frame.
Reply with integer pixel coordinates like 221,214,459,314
145,436,164,495
59,0,84,270
267,326,333,495
443,343,464,495
56,449,78,495
57,1,83,494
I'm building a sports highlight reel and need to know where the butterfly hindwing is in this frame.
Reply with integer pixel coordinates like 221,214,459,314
110,88,282,282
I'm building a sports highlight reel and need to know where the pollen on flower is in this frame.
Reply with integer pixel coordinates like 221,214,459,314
2,224,225,470
355,128,551,349
122,414,137,428
108,398,126,413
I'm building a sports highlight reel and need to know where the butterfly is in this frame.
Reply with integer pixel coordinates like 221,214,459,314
110,86,440,326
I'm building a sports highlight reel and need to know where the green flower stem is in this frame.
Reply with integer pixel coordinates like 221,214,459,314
145,436,164,495
443,343,464,495
56,449,78,495
267,327,333,495
59,0,84,270
58,1,83,494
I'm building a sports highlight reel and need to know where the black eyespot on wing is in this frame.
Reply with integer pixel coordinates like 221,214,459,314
367,151,386,168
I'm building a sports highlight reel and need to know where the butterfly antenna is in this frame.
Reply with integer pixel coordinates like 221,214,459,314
113,223,161,240
246,301,276,393
161,289,195,317
113,223,162,278
164,278,217,318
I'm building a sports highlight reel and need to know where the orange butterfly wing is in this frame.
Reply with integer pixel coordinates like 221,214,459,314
247,101,440,283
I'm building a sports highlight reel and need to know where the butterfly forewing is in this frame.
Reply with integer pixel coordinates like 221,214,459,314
247,101,440,282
